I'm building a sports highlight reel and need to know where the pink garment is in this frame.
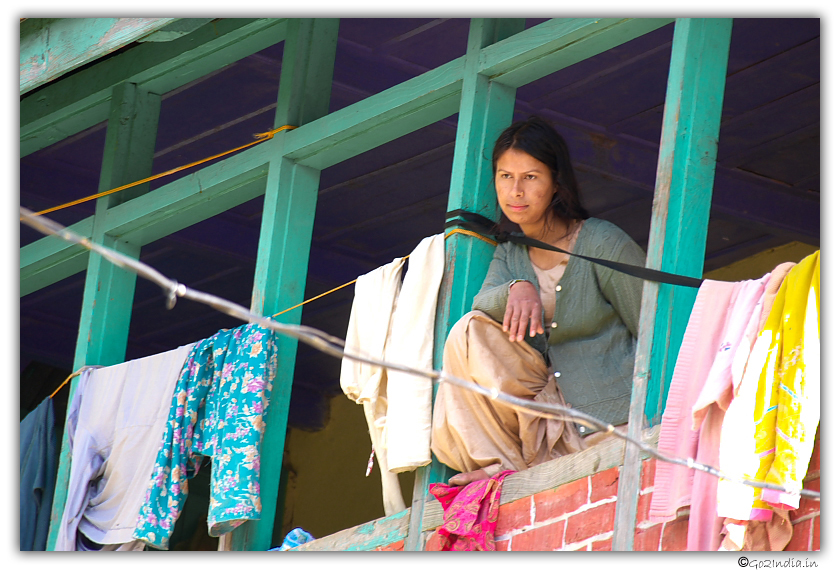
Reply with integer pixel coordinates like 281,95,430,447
649,276,769,551
685,277,768,550
649,280,738,521
426,471,515,551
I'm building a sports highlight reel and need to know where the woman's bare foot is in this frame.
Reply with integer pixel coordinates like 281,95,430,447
448,468,491,486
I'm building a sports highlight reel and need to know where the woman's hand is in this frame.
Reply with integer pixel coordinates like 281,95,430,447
503,281,544,342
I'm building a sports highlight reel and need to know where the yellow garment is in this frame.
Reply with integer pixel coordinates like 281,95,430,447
717,251,820,519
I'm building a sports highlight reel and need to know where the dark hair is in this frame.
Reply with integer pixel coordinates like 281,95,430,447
491,116,589,230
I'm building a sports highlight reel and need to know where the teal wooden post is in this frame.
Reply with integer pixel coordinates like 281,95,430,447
46,82,161,550
403,18,525,551
230,18,339,551
612,18,732,551
645,19,734,424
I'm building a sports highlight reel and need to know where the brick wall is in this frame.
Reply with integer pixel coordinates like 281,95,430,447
422,436,820,552
491,451,820,552
314,432,820,552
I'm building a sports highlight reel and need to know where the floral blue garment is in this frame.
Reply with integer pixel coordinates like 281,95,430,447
133,323,277,549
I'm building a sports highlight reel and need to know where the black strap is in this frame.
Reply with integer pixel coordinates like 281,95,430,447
445,209,704,289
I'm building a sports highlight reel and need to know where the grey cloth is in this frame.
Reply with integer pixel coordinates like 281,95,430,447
472,218,645,433
20,397,58,551
55,344,194,550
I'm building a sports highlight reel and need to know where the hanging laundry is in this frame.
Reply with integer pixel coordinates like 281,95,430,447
425,470,515,551
339,234,444,516
383,233,444,472
649,260,799,550
649,277,766,549
133,323,278,550
20,397,58,551
717,251,820,547
340,256,406,516
54,344,194,551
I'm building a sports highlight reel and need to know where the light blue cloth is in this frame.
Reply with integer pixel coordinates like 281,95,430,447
133,323,277,550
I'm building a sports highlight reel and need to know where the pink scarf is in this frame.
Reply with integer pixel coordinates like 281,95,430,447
426,471,515,551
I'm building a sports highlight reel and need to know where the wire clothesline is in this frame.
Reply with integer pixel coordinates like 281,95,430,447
19,207,819,502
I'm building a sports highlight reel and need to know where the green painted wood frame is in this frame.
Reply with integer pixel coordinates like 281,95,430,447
232,18,340,551
46,82,161,550
612,18,732,551
21,18,672,297
21,18,289,156
22,17,725,551
20,18,176,95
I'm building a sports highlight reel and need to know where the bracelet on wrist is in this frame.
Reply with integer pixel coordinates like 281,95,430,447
509,279,528,291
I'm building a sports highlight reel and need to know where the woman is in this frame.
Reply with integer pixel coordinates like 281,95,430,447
431,116,646,486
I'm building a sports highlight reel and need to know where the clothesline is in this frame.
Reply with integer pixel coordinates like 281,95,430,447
48,366,101,399
28,125,298,217
19,207,819,502
272,228,495,318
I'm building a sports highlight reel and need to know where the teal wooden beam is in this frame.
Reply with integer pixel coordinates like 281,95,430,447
47,82,161,550
232,18,339,551
480,18,674,88
137,18,215,43
283,56,465,170
404,18,525,552
20,218,92,297
20,18,176,95
612,18,732,552
21,18,287,156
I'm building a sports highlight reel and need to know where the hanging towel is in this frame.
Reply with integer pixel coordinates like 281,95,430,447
54,343,194,550
717,251,820,520
340,256,406,516
384,233,444,473
20,397,58,551
133,323,278,550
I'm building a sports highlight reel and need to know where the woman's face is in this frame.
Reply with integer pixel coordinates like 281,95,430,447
495,148,556,232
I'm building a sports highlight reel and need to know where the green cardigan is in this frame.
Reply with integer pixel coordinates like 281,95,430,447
472,217,645,435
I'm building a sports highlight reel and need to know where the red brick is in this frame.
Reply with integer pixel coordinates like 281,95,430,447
812,515,820,551
634,524,662,552
565,502,616,545
497,496,532,535
591,538,613,551
590,467,620,502
494,538,510,551
534,477,588,523
640,458,657,490
636,492,652,525
374,539,404,551
661,517,688,551
510,520,565,551
424,530,444,551
792,478,821,521
785,518,812,551
807,442,820,474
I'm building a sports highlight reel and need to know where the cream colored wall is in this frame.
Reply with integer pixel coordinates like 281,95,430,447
280,393,414,541
703,241,818,281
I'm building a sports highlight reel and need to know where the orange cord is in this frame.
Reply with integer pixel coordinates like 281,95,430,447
32,125,298,217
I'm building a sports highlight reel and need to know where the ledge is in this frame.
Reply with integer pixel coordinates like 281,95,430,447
293,425,660,551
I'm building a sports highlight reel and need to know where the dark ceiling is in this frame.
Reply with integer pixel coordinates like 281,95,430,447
20,18,820,430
